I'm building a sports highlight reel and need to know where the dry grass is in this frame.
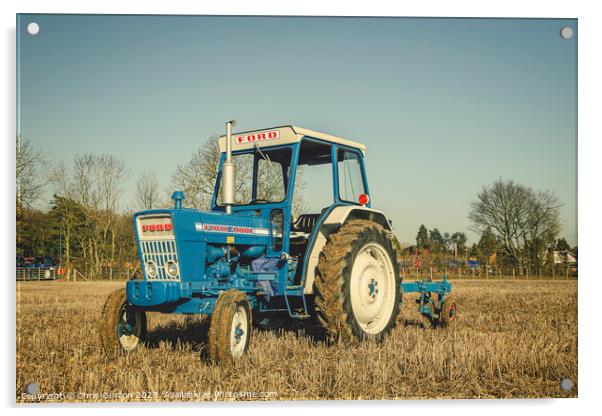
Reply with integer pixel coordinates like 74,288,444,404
16,279,577,402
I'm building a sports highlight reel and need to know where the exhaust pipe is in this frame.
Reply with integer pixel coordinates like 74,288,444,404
222,120,236,214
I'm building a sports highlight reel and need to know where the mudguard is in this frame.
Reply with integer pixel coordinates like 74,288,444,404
302,206,393,294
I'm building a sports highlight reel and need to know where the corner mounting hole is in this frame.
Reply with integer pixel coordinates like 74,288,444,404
560,26,573,39
24,382,39,394
27,22,40,35
560,378,573,391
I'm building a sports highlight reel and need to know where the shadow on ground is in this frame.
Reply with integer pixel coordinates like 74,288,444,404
144,313,331,352
146,319,210,350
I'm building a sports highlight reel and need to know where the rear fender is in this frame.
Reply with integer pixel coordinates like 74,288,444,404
302,206,392,294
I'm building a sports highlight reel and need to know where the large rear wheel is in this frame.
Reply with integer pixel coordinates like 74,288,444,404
315,219,401,342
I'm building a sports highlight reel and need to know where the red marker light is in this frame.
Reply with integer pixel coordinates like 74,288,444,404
358,193,370,206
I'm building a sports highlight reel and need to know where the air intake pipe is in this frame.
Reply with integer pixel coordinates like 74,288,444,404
222,120,236,214
171,191,185,209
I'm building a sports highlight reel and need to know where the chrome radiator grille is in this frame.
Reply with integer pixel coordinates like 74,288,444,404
140,239,181,281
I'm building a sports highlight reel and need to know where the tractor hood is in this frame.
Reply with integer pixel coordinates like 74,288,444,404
134,208,271,246
191,210,271,246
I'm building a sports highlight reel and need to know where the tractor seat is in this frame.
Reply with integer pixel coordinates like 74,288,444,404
291,214,321,234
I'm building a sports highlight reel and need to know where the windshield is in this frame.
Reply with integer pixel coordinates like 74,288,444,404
216,147,292,206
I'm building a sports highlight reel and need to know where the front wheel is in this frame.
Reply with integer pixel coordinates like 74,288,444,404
208,290,252,365
315,219,401,342
99,288,147,354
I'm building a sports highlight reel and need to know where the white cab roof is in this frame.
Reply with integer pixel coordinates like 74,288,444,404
218,125,367,155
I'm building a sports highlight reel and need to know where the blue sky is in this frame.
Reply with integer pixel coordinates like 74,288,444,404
17,15,577,245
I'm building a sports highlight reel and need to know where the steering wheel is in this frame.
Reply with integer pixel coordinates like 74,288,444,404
251,198,271,204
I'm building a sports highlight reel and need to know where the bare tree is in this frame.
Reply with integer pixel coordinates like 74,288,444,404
468,179,561,272
72,154,97,208
522,190,561,272
16,136,49,208
69,155,99,278
171,134,253,209
16,137,50,263
136,171,160,210
49,161,73,199
172,134,222,209
51,154,129,279
49,162,76,280
95,154,128,212
95,155,129,280
172,134,306,212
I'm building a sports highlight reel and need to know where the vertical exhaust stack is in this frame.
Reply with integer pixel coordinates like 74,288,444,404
222,120,236,214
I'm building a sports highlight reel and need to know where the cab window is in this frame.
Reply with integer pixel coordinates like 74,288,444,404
216,147,291,206
292,140,334,215
337,149,366,203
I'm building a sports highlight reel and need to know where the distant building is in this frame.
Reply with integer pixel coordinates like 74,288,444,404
550,250,577,265
466,256,480,269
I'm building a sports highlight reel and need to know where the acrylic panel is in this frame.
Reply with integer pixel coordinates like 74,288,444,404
16,14,577,402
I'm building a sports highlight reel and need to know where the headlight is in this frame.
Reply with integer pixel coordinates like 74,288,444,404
166,260,179,278
145,261,158,278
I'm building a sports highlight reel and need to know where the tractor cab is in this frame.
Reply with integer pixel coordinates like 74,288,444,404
212,125,373,285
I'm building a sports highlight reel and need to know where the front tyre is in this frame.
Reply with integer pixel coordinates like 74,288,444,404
99,288,147,354
315,219,401,342
208,290,252,365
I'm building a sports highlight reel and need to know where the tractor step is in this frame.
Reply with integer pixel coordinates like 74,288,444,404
284,287,310,319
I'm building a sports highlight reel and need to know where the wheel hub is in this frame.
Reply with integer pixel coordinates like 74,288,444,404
350,243,396,335
230,305,249,357
368,278,378,298
234,325,244,344
117,306,142,351
119,322,134,335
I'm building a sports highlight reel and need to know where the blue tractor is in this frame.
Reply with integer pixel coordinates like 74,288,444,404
99,122,457,364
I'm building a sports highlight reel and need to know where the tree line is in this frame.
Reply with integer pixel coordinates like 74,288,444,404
16,135,301,280
16,136,574,280
404,180,575,276
414,225,468,256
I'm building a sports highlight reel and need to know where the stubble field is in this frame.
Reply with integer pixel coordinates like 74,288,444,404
16,279,577,402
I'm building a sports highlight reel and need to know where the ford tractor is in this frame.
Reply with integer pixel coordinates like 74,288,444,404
99,122,456,364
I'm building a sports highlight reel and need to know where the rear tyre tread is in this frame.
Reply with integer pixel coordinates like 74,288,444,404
315,219,401,342
208,290,234,361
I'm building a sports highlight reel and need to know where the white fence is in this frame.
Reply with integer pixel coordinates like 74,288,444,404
16,267,59,281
